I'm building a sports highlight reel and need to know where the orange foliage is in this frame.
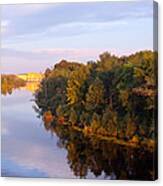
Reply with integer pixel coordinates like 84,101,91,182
58,116,65,125
43,111,54,124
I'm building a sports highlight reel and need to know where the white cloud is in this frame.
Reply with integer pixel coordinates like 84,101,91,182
4,20,127,42
44,20,128,37
1,47,105,60
1,20,9,27
1,20,10,33
34,48,104,57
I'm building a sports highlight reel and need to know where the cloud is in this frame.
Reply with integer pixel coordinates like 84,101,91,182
1,1,153,74
1,1,153,39
45,20,128,37
34,48,105,57
1,46,142,74
1,20,9,27
1,48,49,60
1,20,10,34
1,47,105,61
2,20,128,45
0,47,104,73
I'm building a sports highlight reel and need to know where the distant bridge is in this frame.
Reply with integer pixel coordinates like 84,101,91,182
17,73,44,82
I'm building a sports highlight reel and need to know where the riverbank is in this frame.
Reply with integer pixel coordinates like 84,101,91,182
71,126,155,151
43,111,156,152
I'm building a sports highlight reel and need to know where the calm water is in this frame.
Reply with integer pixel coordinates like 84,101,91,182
1,86,156,180
1,88,77,178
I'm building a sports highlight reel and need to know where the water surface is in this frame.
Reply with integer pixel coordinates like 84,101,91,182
1,88,76,178
1,86,156,180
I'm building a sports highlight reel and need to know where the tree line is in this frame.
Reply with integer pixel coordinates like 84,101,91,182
1,74,26,95
35,50,157,144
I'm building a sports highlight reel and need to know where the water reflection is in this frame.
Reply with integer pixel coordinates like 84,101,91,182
1,86,157,180
20,82,40,93
1,88,75,178
1,82,39,95
44,124,156,180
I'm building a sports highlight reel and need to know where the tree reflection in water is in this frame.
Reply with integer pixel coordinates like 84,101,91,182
42,123,157,180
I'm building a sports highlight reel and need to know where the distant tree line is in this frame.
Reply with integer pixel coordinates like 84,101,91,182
35,50,157,144
1,74,26,95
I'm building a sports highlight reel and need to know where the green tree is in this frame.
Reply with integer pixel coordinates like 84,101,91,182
102,106,117,136
85,78,105,112
67,66,90,105
69,108,78,126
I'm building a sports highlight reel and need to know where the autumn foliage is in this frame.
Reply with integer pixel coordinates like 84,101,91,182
35,50,157,144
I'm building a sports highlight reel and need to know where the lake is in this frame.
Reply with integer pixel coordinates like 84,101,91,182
1,85,156,180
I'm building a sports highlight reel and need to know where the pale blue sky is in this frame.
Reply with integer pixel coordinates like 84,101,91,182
1,0,154,73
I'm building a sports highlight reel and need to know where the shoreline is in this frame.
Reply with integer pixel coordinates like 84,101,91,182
71,125,155,151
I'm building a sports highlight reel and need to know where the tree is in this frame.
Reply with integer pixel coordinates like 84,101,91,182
85,78,105,112
102,106,117,136
91,113,101,133
67,66,90,105
35,50,157,142
97,52,118,72
69,108,78,126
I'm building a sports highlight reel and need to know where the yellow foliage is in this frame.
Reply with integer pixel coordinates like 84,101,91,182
130,135,139,144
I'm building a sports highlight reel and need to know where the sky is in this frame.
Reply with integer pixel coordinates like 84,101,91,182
1,0,154,74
